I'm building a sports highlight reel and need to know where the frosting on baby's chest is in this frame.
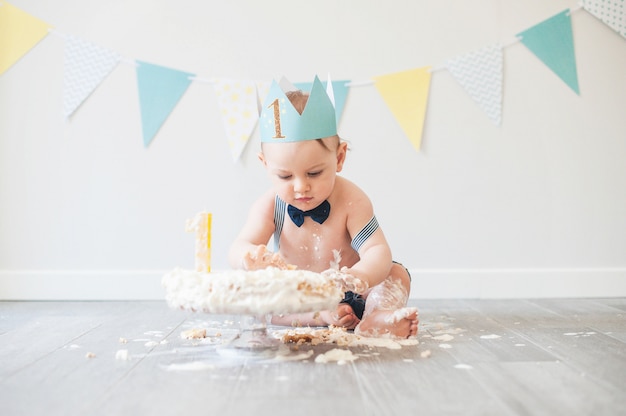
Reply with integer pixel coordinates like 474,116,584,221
279,220,353,271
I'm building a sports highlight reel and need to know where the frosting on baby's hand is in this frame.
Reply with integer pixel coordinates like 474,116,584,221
321,268,368,293
242,245,296,271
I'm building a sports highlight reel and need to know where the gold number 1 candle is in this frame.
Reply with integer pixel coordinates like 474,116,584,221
185,212,212,273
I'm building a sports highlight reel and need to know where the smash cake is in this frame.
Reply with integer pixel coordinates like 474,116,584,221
162,212,344,315
163,267,343,315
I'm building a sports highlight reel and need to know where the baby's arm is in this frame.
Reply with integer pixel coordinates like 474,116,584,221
340,191,393,289
344,232,393,289
228,190,279,270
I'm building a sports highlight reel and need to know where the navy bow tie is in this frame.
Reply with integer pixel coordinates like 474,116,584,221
287,200,331,227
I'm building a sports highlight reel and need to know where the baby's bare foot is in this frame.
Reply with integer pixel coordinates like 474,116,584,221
355,307,419,339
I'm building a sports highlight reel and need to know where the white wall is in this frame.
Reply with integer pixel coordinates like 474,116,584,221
1,0,625,299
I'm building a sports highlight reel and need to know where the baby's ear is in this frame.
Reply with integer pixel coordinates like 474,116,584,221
336,142,348,172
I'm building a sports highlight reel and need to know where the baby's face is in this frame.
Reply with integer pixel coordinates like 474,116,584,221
260,139,345,210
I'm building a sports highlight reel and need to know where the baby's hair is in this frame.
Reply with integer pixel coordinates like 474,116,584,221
285,90,339,151
285,90,308,115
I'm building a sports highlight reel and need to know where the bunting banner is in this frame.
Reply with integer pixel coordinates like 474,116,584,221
294,79,351,125
374,67,432,152
63,35,121,119
582,0,626,39
0,2,51,75
445,44,503,126
517,10,580,95
135,61,194,147
213,79,260,161
2,2,623,157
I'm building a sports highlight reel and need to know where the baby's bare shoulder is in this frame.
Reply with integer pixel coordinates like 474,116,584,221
248,189,277,219
333,177,373,208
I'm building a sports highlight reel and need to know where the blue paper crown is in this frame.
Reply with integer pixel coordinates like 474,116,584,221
260,76,337,143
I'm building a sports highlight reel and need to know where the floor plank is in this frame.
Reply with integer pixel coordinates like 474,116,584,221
463,299,626,391
1,299,625,416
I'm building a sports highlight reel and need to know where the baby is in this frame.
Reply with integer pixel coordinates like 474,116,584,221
229,77,418,338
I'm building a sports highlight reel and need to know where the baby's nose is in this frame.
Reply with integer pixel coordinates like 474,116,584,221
293,177,309,193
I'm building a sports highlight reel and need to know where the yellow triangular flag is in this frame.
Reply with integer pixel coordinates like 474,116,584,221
0,2,52,75
374,67,432,152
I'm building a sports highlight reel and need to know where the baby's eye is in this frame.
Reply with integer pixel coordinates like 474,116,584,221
278,174,292,180
307,170,322,177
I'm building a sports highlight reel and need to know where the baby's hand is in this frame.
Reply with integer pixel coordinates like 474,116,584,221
242,245,295,271
321,268,368,293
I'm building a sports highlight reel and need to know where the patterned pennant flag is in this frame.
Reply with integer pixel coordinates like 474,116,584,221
213,79,260,161
446,44,503,126
0,2,52,75
135,61,194,147
255,80,271,114
374,67,432,152
63,35,120,119
581,0,626,39
518,9,580,95
294,79,351,125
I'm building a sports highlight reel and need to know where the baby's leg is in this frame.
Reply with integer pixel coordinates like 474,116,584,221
271,303,359,328
354,263,419,338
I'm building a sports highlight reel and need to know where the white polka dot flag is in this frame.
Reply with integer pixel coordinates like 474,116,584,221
212,79,261,161
445,44,503,126
255,80,271,109
63,35,120,119
582,0,626,39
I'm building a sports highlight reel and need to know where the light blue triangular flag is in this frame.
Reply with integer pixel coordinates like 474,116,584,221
294,79,350,125
135,61,194,147
517,9,580,95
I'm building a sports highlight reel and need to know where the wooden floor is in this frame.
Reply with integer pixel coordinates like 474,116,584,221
1,298,625,416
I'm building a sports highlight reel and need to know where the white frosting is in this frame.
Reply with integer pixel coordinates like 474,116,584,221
115,349,130,360
314,348,358,364
162,267,343,315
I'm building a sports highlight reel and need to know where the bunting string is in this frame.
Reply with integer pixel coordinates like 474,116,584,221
1,1,623,159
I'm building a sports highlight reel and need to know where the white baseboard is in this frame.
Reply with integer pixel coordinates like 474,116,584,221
0,270,167,301
409,268,626,299
1,268,625,300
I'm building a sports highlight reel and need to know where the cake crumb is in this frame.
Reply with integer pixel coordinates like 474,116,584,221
283,333,315,345
85,352,96,359
181,328,207,339
119,337,128,344
420,349,432,358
